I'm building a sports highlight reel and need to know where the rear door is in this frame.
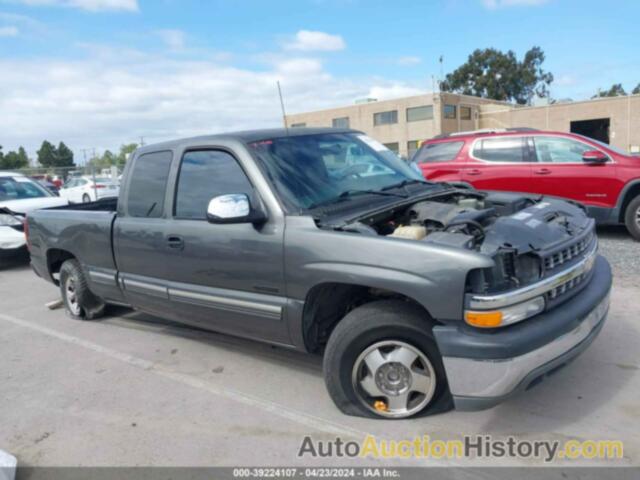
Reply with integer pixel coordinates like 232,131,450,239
415,140,465,183
161,147,289,344
113,150,175,316
528,135,618,207
463,136,535,193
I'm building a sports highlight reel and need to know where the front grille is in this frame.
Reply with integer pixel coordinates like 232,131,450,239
544,232,593,271
546,271,589,300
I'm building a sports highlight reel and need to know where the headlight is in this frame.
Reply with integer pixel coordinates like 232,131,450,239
0,213,23,227
464,296,545,329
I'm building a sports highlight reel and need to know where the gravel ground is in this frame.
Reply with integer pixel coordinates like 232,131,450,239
596,226,639,279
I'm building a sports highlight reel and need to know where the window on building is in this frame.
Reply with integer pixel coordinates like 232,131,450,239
460,106,472,120
473,137,525,162
533,136,597,163
175,150,253,219
414,141,464,164
383,142,400,155
407,140,421,159
444,105,457,119
291,123,306,128
332,117,350,128
373,110,398,126
127,150,173,218
406,105,433,122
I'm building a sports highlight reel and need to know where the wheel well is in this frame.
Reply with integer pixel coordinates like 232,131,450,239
302,282,433,353
619,183,640,223
46,249,76,285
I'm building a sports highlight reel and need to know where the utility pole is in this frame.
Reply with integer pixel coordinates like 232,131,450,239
277,81,289,135
139,136,145,147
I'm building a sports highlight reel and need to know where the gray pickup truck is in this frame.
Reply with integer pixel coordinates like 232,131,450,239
28,128,612,419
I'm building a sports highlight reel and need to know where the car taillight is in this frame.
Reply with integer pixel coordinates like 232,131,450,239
24,215,30,251
95,184,106,189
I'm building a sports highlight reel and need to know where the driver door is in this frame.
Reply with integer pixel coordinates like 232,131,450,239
161,149,289,344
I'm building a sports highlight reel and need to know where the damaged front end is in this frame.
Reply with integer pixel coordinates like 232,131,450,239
332,190,597,327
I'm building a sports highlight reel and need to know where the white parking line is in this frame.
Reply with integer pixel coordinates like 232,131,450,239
0,312,369,440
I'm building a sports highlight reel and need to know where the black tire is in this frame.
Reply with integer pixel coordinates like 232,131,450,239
59,259,105,320
624,196,640,241
323,300,452,419
82,194,91,203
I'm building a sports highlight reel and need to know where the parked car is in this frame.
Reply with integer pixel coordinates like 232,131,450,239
59,176,120,203
34,178,60,196
27,128,611,419
0,171,68,257
414,128,640,240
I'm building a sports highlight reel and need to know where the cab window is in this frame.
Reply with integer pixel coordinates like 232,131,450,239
127,151,173,218
414,141,464,163
175,150,253,220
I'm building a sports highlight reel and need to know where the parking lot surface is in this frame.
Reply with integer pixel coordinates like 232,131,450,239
0,227,639,468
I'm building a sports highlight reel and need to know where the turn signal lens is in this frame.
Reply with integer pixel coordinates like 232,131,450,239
465,311,503,328
465,296,546,329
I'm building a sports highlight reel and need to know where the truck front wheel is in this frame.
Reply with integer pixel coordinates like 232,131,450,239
323,300,452,419
624,196,640,241
59,259,105,320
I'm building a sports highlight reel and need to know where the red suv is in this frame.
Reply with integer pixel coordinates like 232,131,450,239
414,128,640,240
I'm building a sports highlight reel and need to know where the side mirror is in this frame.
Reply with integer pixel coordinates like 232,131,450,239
206,193,267,225
582,150,608,164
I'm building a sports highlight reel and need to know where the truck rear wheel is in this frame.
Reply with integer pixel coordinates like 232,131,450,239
59,259,105,320
624,196,640,241
323,300,452,419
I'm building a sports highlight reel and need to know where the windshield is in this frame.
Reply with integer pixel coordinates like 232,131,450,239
249,133,424,211
0,176,52,202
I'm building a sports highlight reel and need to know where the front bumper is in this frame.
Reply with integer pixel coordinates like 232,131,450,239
434,255,612,411
0,226,26,251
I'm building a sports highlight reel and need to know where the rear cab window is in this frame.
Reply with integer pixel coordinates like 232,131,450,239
413,141,464,164
127,150,173,218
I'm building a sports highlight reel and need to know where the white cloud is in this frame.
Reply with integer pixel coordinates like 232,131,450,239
482,0,549,8
0,25,18,36
14,0,138,12
554,74,576,87
283,30,346,51
397,56,421,66
0,47,424,158
156,29,186,51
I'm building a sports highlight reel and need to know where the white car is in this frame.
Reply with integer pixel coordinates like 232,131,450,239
0,172,69,255
59,176,120,203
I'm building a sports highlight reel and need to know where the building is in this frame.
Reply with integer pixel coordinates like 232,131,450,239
285,92,640,157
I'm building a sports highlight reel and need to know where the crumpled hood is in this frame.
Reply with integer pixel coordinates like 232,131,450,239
480,197,592,256
0,196,68,215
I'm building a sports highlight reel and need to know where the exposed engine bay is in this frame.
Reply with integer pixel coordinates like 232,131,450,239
335,190,595,293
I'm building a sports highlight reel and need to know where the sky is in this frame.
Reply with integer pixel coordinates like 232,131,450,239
1,0,639,161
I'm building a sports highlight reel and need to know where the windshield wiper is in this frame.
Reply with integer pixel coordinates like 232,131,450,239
338,189,408,199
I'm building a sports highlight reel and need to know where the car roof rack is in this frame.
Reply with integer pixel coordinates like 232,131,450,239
432,127,539,139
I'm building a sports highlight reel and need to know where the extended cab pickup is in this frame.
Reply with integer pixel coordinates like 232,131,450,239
28,128,612,419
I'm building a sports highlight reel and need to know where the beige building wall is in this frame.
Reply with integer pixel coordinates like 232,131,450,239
287,92,640,156
286,94,439,158
480,95,640,153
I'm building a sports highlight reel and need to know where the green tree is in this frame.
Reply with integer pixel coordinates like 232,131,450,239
116,143,138,167
592,84,627,98
0,145,29,169
37,140,57,167
441,46,554,105
56,142,75,167
632,83,640,95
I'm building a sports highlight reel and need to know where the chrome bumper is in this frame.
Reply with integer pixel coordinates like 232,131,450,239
443,291,610,410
